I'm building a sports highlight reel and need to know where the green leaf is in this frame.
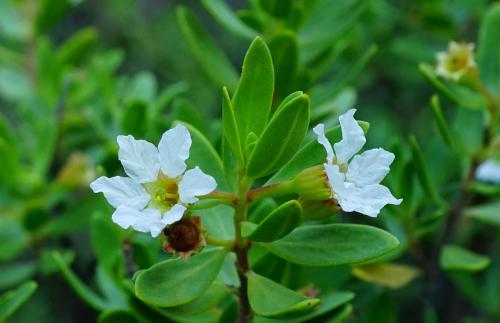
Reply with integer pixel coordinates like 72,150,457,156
201,0,258,40
98,310,139,323
222,87,244,163
233,37,275,141
176,7,238,90
135,248,227,307
409,135,444,207
440,245,490,272
0,281,37,322
241,200,302,242
90,212,124,276
167,281,228,315
352,263,420,289
259,0,292,18
266,121,369,185
121,100,148,137
247,271,320,318
268,31,299,96
0,217,29,261
260,224,399,266
430,95,455,149
172,98,205,134
246,92,310,178
58,27,98,66
0,262,35,290
419,63,486,110
465,201,500,226
477,3,500,93
52,251,109,310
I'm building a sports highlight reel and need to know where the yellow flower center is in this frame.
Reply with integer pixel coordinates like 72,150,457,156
145,173,179,211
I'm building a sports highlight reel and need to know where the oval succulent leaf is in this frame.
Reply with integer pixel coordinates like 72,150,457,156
247,271,320,318
241,200,302,242
232,37,274,141
259,224,399,266
134,248,227,307
246,93,310,179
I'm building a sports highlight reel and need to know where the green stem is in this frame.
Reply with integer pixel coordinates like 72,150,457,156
246,180,295,204
206,236,235,249
198,191,236,205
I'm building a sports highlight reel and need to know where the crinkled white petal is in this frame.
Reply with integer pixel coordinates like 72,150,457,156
178,166,217,204
336,184,402,217
313,124,335,165
158,124,191,178
476,160,500,183
162,204,186,225
132,208,165,237
333,109,366,165
117,135,160,183
323,163,346,199
90,176,149,209
111,205,141,230
347,148,395,186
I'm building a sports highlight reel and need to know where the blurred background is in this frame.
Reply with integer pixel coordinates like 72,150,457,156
0,0,498,322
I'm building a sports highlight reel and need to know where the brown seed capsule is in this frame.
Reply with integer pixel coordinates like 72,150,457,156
162,216,206,259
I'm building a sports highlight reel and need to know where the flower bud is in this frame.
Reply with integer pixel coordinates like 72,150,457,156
300,198,341,220
293,165,332,201
162,216,206,260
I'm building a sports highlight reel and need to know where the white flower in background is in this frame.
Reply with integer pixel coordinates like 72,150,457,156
476,159,500,184
436,41,476,81
313,109,402,217
90,124,217,237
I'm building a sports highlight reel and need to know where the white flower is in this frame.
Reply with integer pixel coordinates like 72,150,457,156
436,41,476,81
476,159,500,183
313,109,402,217
90,124,217,237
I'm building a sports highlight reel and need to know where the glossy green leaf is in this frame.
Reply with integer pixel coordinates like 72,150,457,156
419,63,486,110
241,200,302,242
465,201,500,226
477,3,500,93
409,135,444,207
0,281,37,322
135,248,227,307
352,263,420,289
167,281,228,314
176,7,238,90
222,86,244,163
430,95,455,148
52,251,109,310
232,37,274,141
268,31,299,96
247,271,320,318
246,93,310,178
266,121,369,185
260,224,399,266
201,0,257,40
440,245,490,272
98,310,139,323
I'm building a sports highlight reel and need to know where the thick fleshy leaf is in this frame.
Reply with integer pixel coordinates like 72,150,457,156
232,37,274,141
477,4,500,93
201,0,257,40
260,224,399,266
266,122,369,185
247,271,320,318
268,31,299,96
176,7,238,90
0,281,37,322
465,201,500,226
178,166,217,203
90,176,149,209
135,248,227,307
117,135,160,183
241,200,302,242
440,245,491,272
333,109,366,164
222,87,244,163
246,93,310,178
352,263,420,289
166,281,228,315
158,124,191,178
347,149,395,186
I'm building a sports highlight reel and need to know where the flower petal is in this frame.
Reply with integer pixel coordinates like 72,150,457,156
476,160,500,183
313,124,335,165
90,176,149,209
336,183,402,217
117,135,160,183
111,205,141,229
178,166,217,204
163,204,186,225
132,208,165,237
158,124,192,178
333,109,366,165
347,148,395,186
